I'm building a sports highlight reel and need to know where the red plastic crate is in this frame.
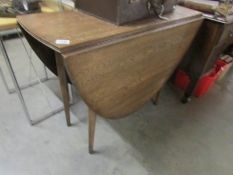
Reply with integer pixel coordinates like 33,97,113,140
175,59,231,97
194,59,227,97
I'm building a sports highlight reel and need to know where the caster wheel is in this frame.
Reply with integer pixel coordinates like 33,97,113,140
181,96,191,104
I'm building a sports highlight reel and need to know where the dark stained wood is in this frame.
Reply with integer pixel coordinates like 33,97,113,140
17,7,203,151
17,6,201,53
64,19,202,118
178,2,233,102
55,53,71,126
20,26,57,75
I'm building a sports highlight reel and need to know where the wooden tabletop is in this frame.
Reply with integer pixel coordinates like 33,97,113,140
17,6,201,53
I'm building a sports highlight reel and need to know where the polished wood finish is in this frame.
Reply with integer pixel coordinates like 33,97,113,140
55,53,71,126
17,7,202,79
17,8,202,152
17,7,201,53
64,19,202,119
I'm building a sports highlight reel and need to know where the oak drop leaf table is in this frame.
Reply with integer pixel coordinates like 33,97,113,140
17,7,202,153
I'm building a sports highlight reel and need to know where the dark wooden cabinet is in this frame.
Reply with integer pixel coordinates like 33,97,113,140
178,16,233,102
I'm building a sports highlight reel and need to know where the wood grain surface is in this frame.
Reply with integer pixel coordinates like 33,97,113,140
17,6,202,121
17,6,201,53
64,19,202,119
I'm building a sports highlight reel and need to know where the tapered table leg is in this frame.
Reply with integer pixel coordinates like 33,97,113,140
89,108,96,154
181,76,199,104
55,53,71,126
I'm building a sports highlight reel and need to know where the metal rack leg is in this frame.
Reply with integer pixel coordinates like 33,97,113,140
1,31,74,126
70,84,78,104
0,66,12,93
43,65,49,80
0,31,50,94
16,32,72,125
0,37,32,125
3,76,53,94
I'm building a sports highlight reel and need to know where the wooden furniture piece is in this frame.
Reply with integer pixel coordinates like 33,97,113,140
0,0,74,95
177,0,233,103
75,0,177,25
17,7,202,152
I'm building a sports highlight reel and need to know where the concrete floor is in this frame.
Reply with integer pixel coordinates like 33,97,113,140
0,38,233,175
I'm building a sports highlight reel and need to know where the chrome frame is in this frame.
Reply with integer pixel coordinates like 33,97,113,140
0,0,75,125
0,31,74,125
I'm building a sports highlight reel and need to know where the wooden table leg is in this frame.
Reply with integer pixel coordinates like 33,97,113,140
55,53,71,126
88,108,96,154
151,90,161,105
181,76,199,104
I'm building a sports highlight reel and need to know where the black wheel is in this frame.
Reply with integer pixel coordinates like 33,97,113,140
181,96,191,104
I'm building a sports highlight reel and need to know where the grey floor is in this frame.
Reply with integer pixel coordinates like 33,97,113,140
0,37,233,175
